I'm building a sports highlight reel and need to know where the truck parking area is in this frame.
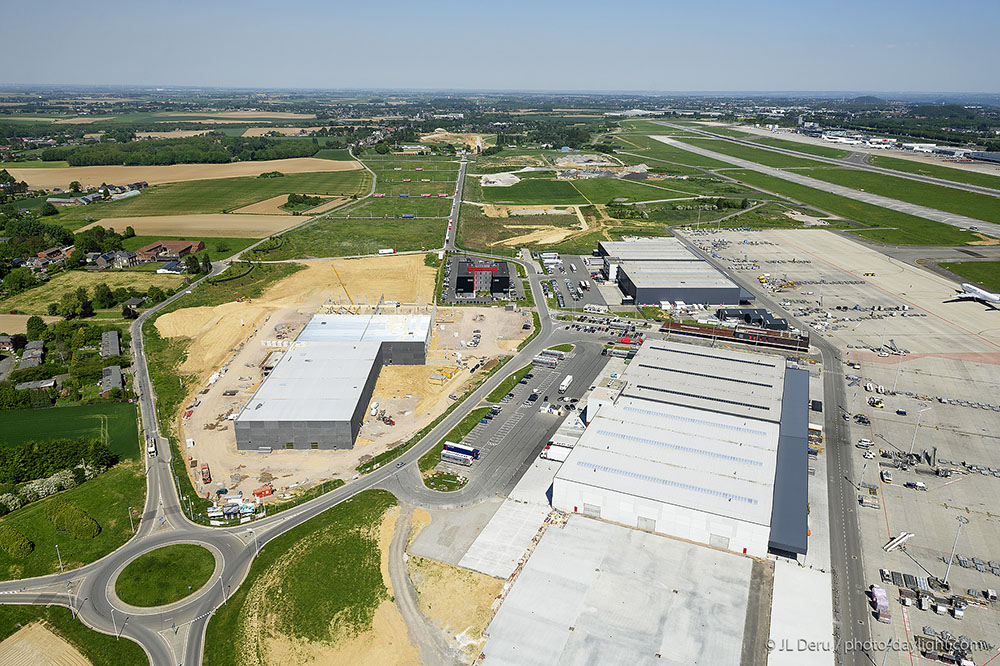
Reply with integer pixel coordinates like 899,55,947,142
683,227,1000,666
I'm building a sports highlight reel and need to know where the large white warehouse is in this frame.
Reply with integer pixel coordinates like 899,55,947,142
552,339,808,558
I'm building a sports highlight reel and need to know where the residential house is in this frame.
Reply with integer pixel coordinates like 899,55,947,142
0,335,12,352
124,296,145,309
100,365,123,396
14,378,57,391
101,330,121,358
25,340,44,351
19,349,42,369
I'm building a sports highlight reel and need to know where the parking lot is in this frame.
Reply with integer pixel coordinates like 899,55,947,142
536,254,609,310
683,228,1000,666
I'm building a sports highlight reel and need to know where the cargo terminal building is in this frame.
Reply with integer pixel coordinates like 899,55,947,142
597,238,745,306
234,314,431,451
553,339,809,558
455,256,511,297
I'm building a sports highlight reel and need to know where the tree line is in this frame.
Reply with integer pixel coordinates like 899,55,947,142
40,135,322,167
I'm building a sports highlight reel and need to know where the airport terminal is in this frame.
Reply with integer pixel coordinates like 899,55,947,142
234,314,432,451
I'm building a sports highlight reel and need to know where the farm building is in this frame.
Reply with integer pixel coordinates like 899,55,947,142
100,365,123,396
234,314,431,451
137,240,205,262
597,238,743,306
101,330,121,357
551,339,809,559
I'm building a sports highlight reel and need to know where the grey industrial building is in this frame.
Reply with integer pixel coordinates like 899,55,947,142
552,339,809,558
597,238,744,305
234,314,431,451
716,307,789,331
455,256,511,296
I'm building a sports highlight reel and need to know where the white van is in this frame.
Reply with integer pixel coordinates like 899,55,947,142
857,438,874,449
881,470,893,484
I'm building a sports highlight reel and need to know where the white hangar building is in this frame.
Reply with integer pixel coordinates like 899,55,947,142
552,339,809,558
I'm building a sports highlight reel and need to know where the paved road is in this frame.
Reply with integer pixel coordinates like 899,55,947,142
674,231,872,666
662,122,1000,199
445,158,467,251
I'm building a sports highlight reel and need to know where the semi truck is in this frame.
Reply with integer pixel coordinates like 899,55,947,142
440,450,473,466
444,442,480,460
532,355,559,368
541,348,567,359
378,248,396,255
540,443,573,462
559,375,573,394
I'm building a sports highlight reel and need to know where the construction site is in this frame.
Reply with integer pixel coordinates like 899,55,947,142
153,254,529,502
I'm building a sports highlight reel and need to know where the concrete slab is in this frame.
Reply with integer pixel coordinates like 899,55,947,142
458,500,551,578
767,561,835,665
506,458,561,506
408,497,503,566
483,516,753,666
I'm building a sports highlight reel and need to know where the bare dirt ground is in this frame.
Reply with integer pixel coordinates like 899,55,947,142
53,116,112,125
239,506,420,666
8,157,361,189
0,314,60,335
420,132,493,151
231,194,294,216
77,213,301,238
406,510,505,661
783,210,832,226
0,622,90,666
241,127,325,137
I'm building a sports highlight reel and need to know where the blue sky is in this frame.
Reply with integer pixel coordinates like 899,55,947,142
4,0,997,92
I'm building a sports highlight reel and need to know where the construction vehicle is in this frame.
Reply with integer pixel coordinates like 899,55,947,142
201,463,212,484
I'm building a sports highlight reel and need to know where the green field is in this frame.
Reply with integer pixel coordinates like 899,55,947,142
259,216,446,259
486,365,532,403
57,170,371,221
0,160,71,168
868,155,1000,191
751,137,850,159
313,148,354,161
725,169,974,245
675,138,826,168
613,134,730,169
373,181,453,196
0,269,184,315
939,261,1000,292
203,490,396,665
0,462,145,581
703,126,755,138
115,544,216,607
372,169,457,182
547,343,575,352
456,203,582,251
476,178,587,205
418,407,491,474
0,403,140,460
332,195,452,218
0,605,147,665
805,168,1000,226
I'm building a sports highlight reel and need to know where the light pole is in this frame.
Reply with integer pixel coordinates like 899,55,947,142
111,607,120,640
127,506,135,534
908,404,931,456
219,575,228,605
891,355,904,393
944,515,970,585
247,528,259,556
55,544,63,573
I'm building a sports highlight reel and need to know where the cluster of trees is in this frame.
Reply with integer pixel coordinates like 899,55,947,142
525,121,594,149
285,193,323,208
40,135,322,166
481,145,502,157
0,438,117,485
0,169,29,204
0,215,75,274
45,500,101,539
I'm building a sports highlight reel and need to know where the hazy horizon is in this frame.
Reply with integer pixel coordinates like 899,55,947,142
3,0,997,94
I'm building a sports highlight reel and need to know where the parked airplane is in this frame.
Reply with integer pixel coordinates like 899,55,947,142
951,283,1000,306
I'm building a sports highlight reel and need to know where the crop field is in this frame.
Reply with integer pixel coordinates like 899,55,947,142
805,168,1000,225
476,178,588,205
613,134,730,169
725,169,975,246
674,138,827,168
0,270,184,314
0,462,146,581
939,261,1000,292
6,157,361,190
203,490,397,666
373,181,452,197
262,217,447,259
78,213,301,238
867,155,1000,191
750,137,850,159
58,170,371,221
313,148,355,161
371,169,458,182
333,195,451,218
0,403,140,460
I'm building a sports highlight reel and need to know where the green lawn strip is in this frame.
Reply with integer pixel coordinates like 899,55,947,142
485,365,532,403
868,155,1000,191
331,195,452,218
142,263,304,524
805,168,1000,226
57,170,371,221
613,135,730,169
0,462,145,581
725,169,973,246
121,235,258,261
257,217,445,259
203,490,396,664
939,261,1000,292
703,127,755,138
750,137,850,159
0,605,147,665
0,403,140,461
547,343,574,352
0,160,71,168
675,138,826,168
115,544,215,607
417,407,491,474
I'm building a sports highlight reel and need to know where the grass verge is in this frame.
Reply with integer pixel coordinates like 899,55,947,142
485,365,531,403
0,605,147,665
547,343,575,352
115,544,215,607
203,489,397,664
939,261,1000,292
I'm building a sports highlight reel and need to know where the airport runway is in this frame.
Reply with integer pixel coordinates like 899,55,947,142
652,134,1000,239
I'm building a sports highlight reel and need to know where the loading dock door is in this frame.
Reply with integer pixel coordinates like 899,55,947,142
583,503,601,517
637,516,656,532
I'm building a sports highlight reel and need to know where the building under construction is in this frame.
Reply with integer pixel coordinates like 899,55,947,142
234,314,431,451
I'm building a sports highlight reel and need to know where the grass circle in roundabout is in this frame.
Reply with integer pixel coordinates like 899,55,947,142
115,544,216,607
